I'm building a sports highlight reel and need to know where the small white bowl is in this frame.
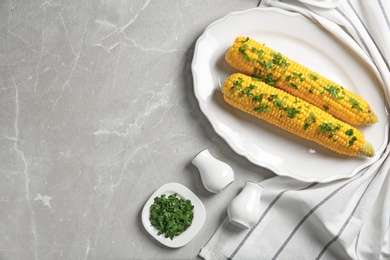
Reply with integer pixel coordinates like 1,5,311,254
141,183,206,248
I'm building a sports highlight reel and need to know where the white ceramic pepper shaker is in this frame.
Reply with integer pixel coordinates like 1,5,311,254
227,181,263,229
192,149,234,193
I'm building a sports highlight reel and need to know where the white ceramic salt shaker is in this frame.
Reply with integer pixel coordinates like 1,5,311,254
192,149,234,193
227,181,263,229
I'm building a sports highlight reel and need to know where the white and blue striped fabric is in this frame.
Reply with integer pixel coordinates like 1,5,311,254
199,0,390,259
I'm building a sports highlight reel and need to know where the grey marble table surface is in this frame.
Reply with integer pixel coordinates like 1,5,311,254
0,0,275,259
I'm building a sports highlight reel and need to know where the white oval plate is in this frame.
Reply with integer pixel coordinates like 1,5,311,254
192,7,388,183
141,183,206,248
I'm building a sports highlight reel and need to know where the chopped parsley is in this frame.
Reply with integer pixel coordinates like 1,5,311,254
345,129,354,136
270,52,289,67
268,94,278,101
231,77,243,91
149,193,194,240
318,122,341,138
309,73,319,80
239,84,256,97
304,111,316,130
323,84,345,100
252,94,263,102
265,60,274,70
345,129,357,146
324,85,340,98
304,119,312,130
252,47,264,55
239,44,250,62
293,72,306,82
285,107,300,118
349,98,363,112
260,74,280,86
274,99,286,109
240,37,250,43
349,136,358,146
310,111,317,122
285,73,302,88
253,67,261,76
254,104,271,113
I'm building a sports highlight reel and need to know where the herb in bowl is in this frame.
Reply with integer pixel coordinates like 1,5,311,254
149,193,194,240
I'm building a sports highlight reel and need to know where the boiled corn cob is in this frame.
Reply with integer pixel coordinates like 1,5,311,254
225,36,378,125
223,73,374,157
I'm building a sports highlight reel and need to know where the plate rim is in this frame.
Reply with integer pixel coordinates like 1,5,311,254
191,7,389,183
141,182,206,248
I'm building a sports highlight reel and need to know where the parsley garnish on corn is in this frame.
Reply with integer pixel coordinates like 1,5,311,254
225,37,378,125
222,73,374,157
